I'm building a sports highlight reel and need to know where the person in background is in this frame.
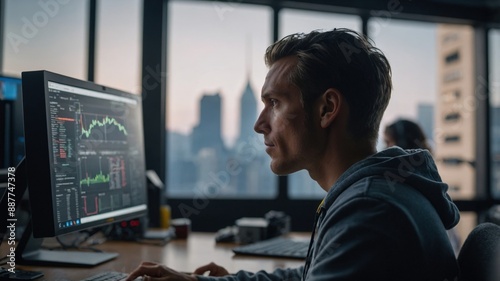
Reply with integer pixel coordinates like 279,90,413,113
384,118,461,255
126,28,459,281
383,119,433,152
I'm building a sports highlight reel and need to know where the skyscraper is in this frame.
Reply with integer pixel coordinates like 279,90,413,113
435,24,476,200
237,79,257,145
435,24,477,241
191,92,225,155
233,79,261,194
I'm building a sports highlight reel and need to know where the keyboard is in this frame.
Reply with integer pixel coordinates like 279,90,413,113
0,267,44,280
232,236,310,259
79,271,130,281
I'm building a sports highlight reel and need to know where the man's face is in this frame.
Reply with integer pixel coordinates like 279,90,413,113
254,56,320,175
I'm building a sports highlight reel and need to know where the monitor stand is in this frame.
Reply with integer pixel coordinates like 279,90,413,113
14,158,118,267
16,220,118,267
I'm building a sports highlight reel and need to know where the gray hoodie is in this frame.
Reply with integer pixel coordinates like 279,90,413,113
198,147,459,281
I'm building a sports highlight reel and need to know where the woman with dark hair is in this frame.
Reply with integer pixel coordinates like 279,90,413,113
384,119,432,152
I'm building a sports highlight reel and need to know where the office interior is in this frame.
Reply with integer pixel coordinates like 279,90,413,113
0,0,500,248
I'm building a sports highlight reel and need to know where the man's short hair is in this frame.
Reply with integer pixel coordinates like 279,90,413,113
264,28,392,142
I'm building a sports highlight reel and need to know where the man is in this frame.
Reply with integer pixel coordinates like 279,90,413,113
126,28,459,281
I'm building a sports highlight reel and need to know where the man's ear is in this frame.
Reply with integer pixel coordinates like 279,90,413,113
319,88,342,129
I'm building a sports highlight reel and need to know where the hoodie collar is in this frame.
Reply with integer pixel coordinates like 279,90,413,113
323,147,459,229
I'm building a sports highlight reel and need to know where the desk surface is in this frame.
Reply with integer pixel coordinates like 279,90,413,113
5,233,305,280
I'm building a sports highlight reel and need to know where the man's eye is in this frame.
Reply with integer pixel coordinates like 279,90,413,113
270,99,277,107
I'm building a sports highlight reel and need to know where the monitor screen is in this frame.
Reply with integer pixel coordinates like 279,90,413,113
0,75,21,101
0,75,24,168
22,70,147,238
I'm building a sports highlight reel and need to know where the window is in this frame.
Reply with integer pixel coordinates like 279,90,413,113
280,8,361,199
446,157,474,167
94,0,142,94
444,135,461,143
443,69,462,82
442,90,461,103
444,112,461,121
0,0,491,236
2,0,87,78
442,32,460,45
166,0,275,198
445,51,460,64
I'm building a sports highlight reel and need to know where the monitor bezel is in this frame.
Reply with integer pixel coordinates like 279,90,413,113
22,70,148,238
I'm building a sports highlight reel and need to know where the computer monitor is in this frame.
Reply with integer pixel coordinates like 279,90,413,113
0,74,24,168
17,70,148,266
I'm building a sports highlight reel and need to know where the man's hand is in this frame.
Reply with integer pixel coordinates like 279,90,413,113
125,261,198,281
193,262,230,277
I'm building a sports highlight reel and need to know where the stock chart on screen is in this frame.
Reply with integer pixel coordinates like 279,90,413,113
46,81,145,229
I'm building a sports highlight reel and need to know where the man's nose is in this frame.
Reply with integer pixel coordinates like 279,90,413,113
254,109,268,134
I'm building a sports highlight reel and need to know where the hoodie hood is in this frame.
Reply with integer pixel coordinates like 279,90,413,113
324,146,459,229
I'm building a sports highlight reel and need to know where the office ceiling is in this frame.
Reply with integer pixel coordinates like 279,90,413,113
210,0,500,26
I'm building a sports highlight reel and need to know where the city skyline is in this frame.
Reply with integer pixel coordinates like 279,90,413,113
167,75,275,197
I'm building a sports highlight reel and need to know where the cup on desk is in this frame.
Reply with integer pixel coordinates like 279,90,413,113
171,218,191,239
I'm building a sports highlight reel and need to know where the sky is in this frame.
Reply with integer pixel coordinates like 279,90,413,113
2,0,499,148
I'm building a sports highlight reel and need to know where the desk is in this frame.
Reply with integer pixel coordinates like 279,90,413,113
6,233,305,280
